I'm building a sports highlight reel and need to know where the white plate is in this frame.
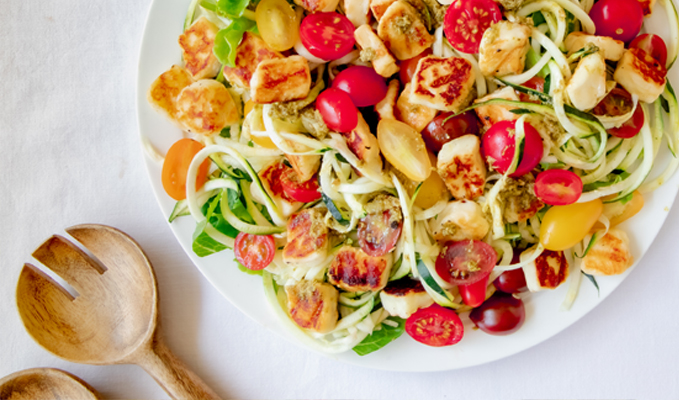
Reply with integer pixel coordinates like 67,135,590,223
137,0,679,371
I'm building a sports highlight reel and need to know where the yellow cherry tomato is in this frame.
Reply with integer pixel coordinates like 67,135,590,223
540,199,603,251
414,152,449,209
243,99,254,117
378,119,432,182
593,191,645,230
255,0,299,51
251,133,278,149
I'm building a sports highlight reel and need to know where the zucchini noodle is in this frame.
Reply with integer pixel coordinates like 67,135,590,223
391,173,417,277
517,1,567,46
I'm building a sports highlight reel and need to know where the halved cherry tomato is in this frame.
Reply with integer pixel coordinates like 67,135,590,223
300,12,355,60
280,168,321,203
234,232,276,270
540,199,603,251
162,138,210,201
358,207,403,257
517,76,546,103
592,88,634,117
589,0,643,43
316,88,359,132
481,120,544,177
421,111,480,154
458,271,490,308
405,304,464,347
469,292,525,336
630,34,668,66
534,169,583,206
332,66,387,107
435,240,498,286
377,118,432,182
255,0,299,51
610,104,645,139
443,0,502,54
399,48,432,86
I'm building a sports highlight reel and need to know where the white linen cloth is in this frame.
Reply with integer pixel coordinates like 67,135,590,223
1,0,679,399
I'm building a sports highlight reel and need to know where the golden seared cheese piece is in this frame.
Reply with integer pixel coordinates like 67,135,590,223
251,56,312,104
257,161,303,217
342,114,383,171
564,32,625,62
377,1,434,60
581,229,634,276
474,86,521,130
431,200,490,242
175,80,239,135
500,174,545,223
638,0,656,16
395,83,438,132
375,79,400,120
566,52,608,111
294,0,340,12
380,279,434,319
328,246,392,292
410,56,476,112
222,32,283,88
178,17,222,80
285,280,339,333
478,21,531,77
283,140,321,183
370,0,396,21
354,25,400,78
614,48,667,104
344,0,371,27
522,248,569,292
283,208,329,268
147,65,195,126
437,135,487,200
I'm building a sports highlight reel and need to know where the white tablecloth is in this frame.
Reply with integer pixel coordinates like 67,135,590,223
1,1,678,399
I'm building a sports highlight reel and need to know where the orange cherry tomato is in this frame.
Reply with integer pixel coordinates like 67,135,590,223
539,199,603,251
162,138,210,201
592,191,645,230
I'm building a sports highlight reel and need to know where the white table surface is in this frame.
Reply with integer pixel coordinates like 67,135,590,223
2,1,679,399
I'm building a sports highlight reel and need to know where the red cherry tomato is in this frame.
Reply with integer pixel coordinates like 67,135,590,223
630,34,668,66
443,0,502,54
592,88,634,117
517,76,546,103
589,0,643,43
609,105,645,139
357,207,403,257
332,66,388,107
481,120,544,177
494,269,528,294
534,169,583,206
260,162,295,202
399,48,433,86
405,304,464,347
458,271,490,308
469,292,525,335
162,138,210,201
316,88,359,132
421,111,480,154
300,12,355,60
435,240,498,286
280,168,321,203
234,232,276,270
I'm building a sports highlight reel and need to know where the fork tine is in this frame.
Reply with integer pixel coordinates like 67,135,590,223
18,263,76,302
32,236,106,295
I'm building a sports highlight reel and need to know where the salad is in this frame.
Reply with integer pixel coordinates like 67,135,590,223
145,0,679,355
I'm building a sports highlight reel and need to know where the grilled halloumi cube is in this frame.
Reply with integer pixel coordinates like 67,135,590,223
375,79,400,120
638,0,656,15
328,246,391,292
564,32,625,62
431,200,490,242
478,21,531,77
354,24,400,78
222,32,282,88
410,56,476,112
500,174,544,223
285,280,339,333
294,0,340,12
380,278,434,319
345,0,371,27
377,1,434,60
283,208,329,268
395,83,438,132
437,135,487,200
175,80,239,135
522,248,569,292
342,114,383,171
474,86,521,130
284,140,321,183
179,17,222,80
581,229,634,276
147,65,195,127
251,56,311,104
566,52,608,111
370,0,396,20
257,161,303,218
614,48,667,103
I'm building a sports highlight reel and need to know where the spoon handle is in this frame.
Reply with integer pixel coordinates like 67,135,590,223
134,336,222,400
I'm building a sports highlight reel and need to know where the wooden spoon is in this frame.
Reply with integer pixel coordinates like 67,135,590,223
16,224,222,400
0,368,100,400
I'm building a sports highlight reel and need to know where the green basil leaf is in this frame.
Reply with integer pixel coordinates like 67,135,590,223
353,318,406,356
192,220,229,257
213,18,258,67
217,0,250,18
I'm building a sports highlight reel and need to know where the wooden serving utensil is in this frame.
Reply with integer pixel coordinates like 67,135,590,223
16,224,222,400
0,368,100,400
